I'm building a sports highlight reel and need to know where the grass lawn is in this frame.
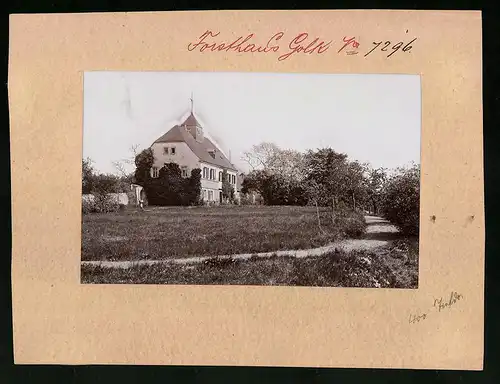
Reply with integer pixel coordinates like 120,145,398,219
81,238,418,288
81,205,365,262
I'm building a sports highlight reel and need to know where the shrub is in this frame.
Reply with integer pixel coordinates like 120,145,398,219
337,211,366,238
144,165,203,206
82,193,120,214
381,164,420,235
239,194,253,205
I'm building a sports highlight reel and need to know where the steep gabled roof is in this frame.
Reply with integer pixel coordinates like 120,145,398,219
153,113,238,171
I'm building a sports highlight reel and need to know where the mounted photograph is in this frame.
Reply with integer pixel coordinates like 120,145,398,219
81,71,421,288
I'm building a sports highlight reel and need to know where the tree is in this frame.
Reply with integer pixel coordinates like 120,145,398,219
240,169,307,206
146,163,185,206
241,142,305,183
241,142,281,170
221,169,234,203
380,163,420,235
134,148,154,185
82,157,94,194
343,160,369,211
92,174,120,195
303,148,349,223
304,179,329,233
187,168,202,205
366,167,387,214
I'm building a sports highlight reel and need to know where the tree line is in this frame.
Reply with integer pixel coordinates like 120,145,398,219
240,142,420,235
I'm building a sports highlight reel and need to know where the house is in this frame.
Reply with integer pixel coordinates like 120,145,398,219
150,111,239,204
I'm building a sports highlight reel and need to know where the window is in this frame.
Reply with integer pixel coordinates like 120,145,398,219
208,190,213,201
203,189,207,200
163,147,169,154
170,147,176,155
233,175,236,184
210,169,215,180
218,171,222,182
152,167,159,178
203,167,208,179
181,166,188,178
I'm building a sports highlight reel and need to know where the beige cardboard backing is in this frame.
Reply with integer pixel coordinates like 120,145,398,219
8,10,483,369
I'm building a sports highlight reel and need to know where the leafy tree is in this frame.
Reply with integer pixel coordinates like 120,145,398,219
134,148,154,185
380,163,420,235
366,167,387,214
221,169,234,203
146,163,185,206
343,160,369,211
303,148,349,223
241,170,307,206
187,168,202,205
82,157,94,194
92,174,120,195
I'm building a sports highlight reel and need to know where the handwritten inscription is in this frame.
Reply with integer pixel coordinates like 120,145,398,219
364,38,416,58
277,33,332,61
187,30,416,61
433,291,463,312
338,36,360,55
408,291,464,325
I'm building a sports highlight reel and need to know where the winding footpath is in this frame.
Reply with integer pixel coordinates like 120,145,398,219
81,215,399,269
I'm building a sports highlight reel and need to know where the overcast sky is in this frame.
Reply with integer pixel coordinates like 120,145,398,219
83,71,421,175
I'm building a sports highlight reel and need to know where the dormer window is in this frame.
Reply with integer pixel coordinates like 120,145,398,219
208,149,216,159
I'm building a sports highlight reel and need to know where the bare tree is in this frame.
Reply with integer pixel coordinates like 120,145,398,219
241,142,305,182
241,142,280,170
112,144,141,178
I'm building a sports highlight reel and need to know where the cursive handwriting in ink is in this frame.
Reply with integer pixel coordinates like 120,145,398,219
408,291,464,325
364,38,416,58
277,33,332,61
408,311,427,324
187,31,417,61
187,30,284,54
433,291,463,312
338,36,360,55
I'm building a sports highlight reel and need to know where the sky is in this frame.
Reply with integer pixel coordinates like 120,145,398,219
83,71,421,175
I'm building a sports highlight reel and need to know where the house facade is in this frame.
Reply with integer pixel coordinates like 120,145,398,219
150,112,239,204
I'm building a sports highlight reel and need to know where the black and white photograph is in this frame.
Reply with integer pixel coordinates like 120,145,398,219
81,71,421,287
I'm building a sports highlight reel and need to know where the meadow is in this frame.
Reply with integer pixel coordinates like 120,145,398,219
81,205,418,288
81,205,365,262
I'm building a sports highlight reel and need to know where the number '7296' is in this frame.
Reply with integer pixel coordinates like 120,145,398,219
364,38,417,58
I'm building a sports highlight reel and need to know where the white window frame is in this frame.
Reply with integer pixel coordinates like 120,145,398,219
203,167,208,179
208,190,213,201
170,147,176,155
181,166,188,178
152,166,159,178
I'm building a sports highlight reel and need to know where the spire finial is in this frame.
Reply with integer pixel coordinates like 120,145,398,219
189,91,194,114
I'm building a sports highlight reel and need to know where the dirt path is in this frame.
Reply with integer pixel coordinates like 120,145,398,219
82,215,399,269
